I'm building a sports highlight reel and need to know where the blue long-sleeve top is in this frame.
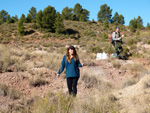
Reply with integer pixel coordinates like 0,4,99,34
57,55,82,78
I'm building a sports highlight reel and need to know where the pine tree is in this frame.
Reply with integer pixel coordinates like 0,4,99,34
29,7,37,23
14,15,18,22
112,12,125,25
147,22,150,30
54,12,64,33
0,10,8,22
18,18,25,36
9,16,15,23
36,10,43,27
129,18,137,32
73,3,82,21
6,14,11,24
20,14,26,22
79,9,89,22
0,19,2,25
79,14,86,22
6,15,15,23
26,14,32,23
136,16,143,29
61,7,73,20
112,12,119,24
42,5,56,32
118,14,125,25
97,4,112,23
103,19,109,29
129,16,143,32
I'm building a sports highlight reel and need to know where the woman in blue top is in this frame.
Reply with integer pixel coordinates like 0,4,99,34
57,45,83,96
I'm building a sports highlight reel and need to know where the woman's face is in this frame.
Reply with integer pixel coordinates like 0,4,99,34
116,28,119,32
69,49,74,55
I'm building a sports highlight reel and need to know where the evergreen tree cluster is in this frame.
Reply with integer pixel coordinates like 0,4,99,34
97,4,125,25
112,12,125,25
0,3,149,34
0,10,18,24
61,3,89,22
129,16,143,32
147,22,150,30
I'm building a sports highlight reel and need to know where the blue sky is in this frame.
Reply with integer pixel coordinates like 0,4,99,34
0,0,150,26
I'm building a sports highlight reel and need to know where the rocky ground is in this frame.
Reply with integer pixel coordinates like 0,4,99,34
0,51,150,113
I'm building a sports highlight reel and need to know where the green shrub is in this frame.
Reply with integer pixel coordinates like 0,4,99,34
103,43,114,54
42,33,51,39
84,29,96,37
100,33,108,42
127,38,137,46
89,45,103,53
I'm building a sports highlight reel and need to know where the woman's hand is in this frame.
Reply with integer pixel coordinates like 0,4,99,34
121,35,124,38
81,62,84,66
57,74,60,78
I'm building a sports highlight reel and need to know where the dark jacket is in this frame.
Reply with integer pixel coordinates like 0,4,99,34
57,55,82,78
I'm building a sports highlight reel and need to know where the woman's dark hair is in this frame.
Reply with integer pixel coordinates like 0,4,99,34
66,46,79,63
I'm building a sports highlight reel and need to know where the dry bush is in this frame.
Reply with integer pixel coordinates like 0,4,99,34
32,91,75,113
10,49,24,57
24,51,32,60
81,73,99,88
78,51,97,66
28,68,46,76
143,78,150,89
0,45,29,72
42,53,63,71
121,78,137,88
81,73,112,92
130,63,147,76
112,60,121,69
0,83,21,100
80,92,119,113
8,88,21,100
121,63,147,77
13,58,27,71
0,83,8,96
0,44,11,72
29,77,48,87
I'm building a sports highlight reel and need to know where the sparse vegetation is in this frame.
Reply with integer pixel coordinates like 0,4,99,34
0,83,21,100
32,91,75,113
80,92,119,113
112,60,121,69
29,77,48,87
121,78,137,88
0,8,150,112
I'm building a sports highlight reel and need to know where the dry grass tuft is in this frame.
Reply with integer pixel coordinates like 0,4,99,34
81,73,112,92
80,92,119,113
0,83,21,100
121,78,137,88
112,60,121,69
29,77,48,87
32,91,75,113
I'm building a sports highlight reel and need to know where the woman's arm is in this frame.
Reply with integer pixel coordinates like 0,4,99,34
57,56,66,75
78,60,84,67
